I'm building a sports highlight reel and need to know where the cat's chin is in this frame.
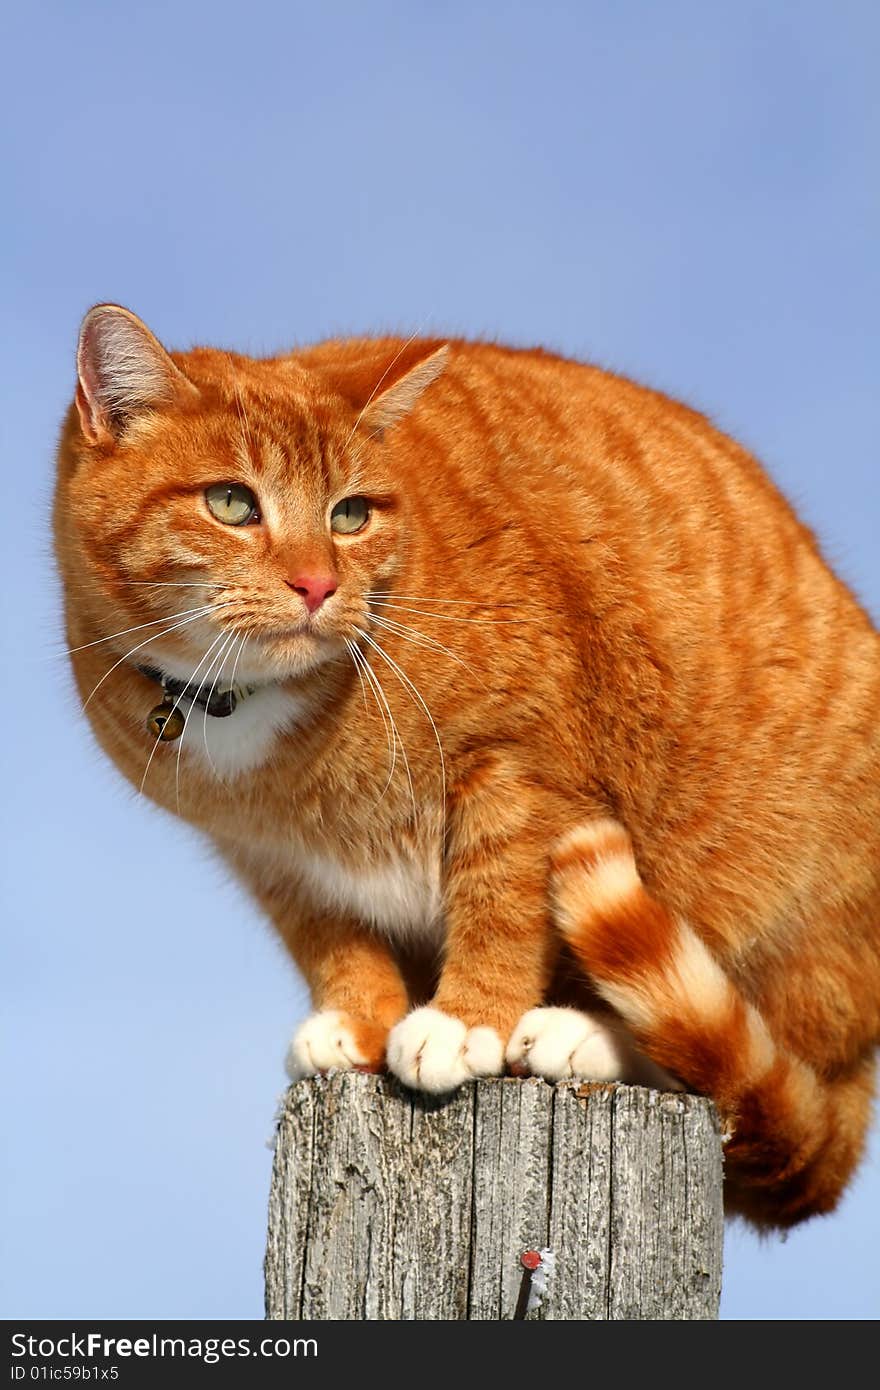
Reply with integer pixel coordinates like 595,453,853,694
234,630,346,686
150,629,344,691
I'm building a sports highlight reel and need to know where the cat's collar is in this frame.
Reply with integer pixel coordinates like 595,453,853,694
137,662,256,720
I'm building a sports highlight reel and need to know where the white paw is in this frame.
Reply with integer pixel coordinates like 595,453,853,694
285,1010,369,1081
386,1006,505,1093
506,1007,629,1082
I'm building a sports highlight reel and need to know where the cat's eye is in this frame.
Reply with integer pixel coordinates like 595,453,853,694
330,496,371,535
205,482,260,526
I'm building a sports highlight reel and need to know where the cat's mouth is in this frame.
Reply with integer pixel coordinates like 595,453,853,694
229,623,347,684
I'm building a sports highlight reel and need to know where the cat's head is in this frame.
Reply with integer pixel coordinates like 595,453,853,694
57,305,448,689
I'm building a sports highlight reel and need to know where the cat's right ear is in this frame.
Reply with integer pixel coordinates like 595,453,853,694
75,305,199,445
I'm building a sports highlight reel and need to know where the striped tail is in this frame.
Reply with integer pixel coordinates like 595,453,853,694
550,819,874,1228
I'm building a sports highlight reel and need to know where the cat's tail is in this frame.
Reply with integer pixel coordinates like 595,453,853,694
550,819,874,1228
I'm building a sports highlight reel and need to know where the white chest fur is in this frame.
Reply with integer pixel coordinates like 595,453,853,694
291,841,445,943
242,835,445,945
158,663,445,940
176,684,307,778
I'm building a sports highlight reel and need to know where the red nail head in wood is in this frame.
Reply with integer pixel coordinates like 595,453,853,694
521,1249,542,1271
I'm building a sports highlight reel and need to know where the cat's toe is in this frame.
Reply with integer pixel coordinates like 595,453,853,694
506,1006,628,1082
285,1009,371,1080
386,1006,504,1093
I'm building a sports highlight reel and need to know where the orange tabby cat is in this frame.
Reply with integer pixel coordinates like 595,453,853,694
55,304,880,1229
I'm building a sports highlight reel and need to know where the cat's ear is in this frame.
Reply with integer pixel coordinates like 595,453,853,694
75,304,199,445
360,344,449,437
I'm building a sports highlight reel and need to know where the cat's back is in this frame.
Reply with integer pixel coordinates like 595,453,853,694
311,338,866,624
357,337,876,666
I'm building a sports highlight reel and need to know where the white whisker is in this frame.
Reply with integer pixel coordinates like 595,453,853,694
58,581,226,596
355,626,445,818
368,611,477,677
53,602,225,659
120,581,226,589
347,638,412,811
201,630,240,774
346,638,397,791
227,631,249,701
366,600,534,626
81,605,233,712
344,635,371,715
175,630,232,812
366,592,537,608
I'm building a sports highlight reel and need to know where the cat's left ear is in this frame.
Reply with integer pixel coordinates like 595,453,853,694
360,344,449,437
75,304,199,445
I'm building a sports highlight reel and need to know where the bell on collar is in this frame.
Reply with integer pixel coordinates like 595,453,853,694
147,700,185,742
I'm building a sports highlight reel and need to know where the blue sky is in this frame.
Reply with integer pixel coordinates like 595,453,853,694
2,1,878,1320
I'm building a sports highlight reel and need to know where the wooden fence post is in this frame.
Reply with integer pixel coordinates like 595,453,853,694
265,1073,723,1320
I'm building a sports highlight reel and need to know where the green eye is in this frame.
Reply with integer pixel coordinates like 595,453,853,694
205,482,259,526
330,496,371,535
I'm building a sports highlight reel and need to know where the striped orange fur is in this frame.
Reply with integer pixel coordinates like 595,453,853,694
55,305,880,1228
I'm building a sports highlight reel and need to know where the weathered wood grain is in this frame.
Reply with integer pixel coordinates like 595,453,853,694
265,1074,723,1320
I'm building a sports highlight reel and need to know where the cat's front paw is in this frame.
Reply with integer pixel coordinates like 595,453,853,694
285,1009,383,1080
505,1007,628,1082
386,1006,504,1093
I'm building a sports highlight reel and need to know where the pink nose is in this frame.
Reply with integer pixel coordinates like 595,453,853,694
286,572,338,614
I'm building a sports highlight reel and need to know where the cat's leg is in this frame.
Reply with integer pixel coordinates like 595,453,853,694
549,817,873,1225
386,757,564,1093
287,1006,387,1080
283,911,409,1078
242,876,409,1077
226,857,409,1076
284,918,409,1078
